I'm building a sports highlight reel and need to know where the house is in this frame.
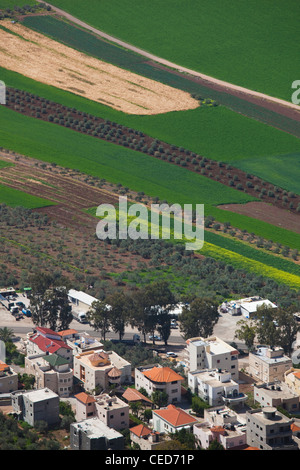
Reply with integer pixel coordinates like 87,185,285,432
193,405,247,450
73,349,131,393
152,404,198,434
130,424,161,450
122,387,153,408
25,353,73,397
62,331,104,356
92,393,129,430
246,407,298,450
11,388,60,426
254,381,300,413
70,417,124,450
248,346,292,382
184,336,239,380
0,360,18,393
285,368,300,396
26,327,73,365
188,368,247,407
74,391,129,430
135,365,184,404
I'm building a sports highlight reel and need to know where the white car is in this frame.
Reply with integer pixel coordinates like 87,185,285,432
148,334,161,341
166,352,178,358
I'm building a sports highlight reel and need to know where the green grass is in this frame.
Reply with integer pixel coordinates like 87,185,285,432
0,106,256,207
236,153,300,195
49,0,300,102
0,159,13,169
0,183,54,208
0,0,37,7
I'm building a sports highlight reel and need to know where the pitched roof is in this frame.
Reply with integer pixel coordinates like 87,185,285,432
57,329,78,337
35,326,58,336
107,367,121,378
291,423,300,433
122,388,152,404
75,392,96,404
42,353,69,367
130,424,152,438
142,366,184,383
153,404,198,427
29,334,69,353
0,361,9,372
293,371,300,380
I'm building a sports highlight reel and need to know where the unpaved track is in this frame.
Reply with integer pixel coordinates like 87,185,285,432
38,1,300,119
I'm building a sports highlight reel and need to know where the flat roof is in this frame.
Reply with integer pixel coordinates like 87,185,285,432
73,417,123,439
68,289,98,306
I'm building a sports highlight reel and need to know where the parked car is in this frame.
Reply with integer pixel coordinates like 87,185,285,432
148,334,161,341
166,352,178,358
22,308,31,317
16,301,25,310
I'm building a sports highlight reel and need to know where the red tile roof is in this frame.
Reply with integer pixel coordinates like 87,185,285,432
143,366,184,383
57,329,78,337
122,388,153,404
29,334,69,353
153,404,198,427
130,424,152,438
75,392,96,404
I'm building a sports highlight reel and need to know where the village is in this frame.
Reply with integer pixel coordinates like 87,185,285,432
0,285,300,451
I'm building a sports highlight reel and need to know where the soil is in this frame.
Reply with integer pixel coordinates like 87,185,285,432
219,202,300,235
0,21,198,115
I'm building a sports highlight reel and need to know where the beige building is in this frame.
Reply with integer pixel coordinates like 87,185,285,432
254,381,300,413
249,347,292,382
73,350,131,393
184,336,239,381
135,365,184,404
74,392,129,430
285,368,300,396
246,407,298,450
25,353,73,397
0,361,18,393
130,424,161,450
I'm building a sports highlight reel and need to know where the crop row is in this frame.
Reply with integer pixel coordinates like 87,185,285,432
5,87,300,214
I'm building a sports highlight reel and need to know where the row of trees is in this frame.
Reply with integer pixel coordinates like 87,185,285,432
234,304,300,355
87,282,219,344
27,271,220,345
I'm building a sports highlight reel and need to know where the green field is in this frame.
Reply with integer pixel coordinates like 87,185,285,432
236,153,300,195
0,183,54,208
0,106,256,207
48,0,300,101
1,66,300,194
22,14,300,139
0,0,37,7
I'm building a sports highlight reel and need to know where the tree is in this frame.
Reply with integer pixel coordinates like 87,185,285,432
107,291,131,340
151,390,168,408
207,439,225,450
254,305,280,349
234,319,257,351
191,395,210,417
275,306,300,355
0,327,15,343
179,297,219,340
87,300,111,341
29,272,72,330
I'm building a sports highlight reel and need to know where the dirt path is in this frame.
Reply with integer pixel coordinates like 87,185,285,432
37,1,300,119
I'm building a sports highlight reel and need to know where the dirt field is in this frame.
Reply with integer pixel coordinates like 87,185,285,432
0,21,199,115
219,201,300,234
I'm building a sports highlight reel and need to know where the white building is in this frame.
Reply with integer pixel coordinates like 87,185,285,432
188,368,247,407
68,289,98,310
249,347,292,383
185,336,239,381
220,297,277,319
193,405,247,450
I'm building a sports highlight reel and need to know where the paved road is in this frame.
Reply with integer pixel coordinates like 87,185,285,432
37,1,300,114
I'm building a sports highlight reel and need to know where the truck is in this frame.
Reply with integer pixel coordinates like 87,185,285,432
73,311,88,323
